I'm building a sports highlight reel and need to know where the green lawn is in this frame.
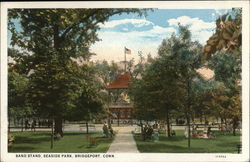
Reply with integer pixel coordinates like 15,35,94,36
9,131,114,153
134,130,241,153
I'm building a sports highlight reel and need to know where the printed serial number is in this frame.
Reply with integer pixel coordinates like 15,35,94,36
215,155,226,158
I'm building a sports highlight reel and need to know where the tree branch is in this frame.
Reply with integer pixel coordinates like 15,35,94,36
60,10,126,40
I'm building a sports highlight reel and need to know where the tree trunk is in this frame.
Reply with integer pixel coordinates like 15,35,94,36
191,115,194,123
224,118,227,129
8,117,11,133
53,24,60,50
187,76,191,148
86,121,89,134
166,110,171,137
200,111,203,123
187,115,191,148
140,120,145,141
140,120,143,133
21,117,23,132
51,119,54,149
232,118,237,136
185,113,191,148
54,115,63,137
14,117,16,127
117,111,120,126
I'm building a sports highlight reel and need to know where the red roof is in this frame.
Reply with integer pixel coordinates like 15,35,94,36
107,74,131,89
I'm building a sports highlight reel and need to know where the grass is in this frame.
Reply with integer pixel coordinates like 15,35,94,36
134,130,241,153
8,131,114,153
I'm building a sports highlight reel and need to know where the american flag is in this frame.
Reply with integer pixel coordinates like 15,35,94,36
125,47,131,54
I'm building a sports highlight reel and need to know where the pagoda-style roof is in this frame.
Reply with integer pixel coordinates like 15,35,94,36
107,74,131,89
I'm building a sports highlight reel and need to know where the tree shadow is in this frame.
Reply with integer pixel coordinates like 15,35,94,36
94,137,114,144
63,132,99,136
216,141,240,148
11,131,51,137
14,136,50,144
140,143,206,153
160,136,185,141
27,132,51,136
9,146,35,152
63,133,85,136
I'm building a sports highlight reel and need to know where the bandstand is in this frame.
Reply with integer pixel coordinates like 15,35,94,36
107,73,134,126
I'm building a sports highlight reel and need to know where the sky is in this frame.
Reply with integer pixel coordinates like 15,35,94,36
90,9,229,63
8,9,229,64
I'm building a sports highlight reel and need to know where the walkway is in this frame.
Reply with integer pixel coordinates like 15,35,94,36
108,126,139,153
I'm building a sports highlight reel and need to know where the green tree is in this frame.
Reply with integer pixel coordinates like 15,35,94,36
203,8,242,136
67,64,106,133
130,25,203,145
8,71,30,122
208,52,241,135
156,25,203,146
191,78,222,123
8,48,33,130
8,9,147,136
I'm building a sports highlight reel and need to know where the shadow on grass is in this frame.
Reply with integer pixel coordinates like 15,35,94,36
78,145,85,149
77,136,113,149
95,137,114,144
11,131,51,137
31,132,51,136
160,136,185,141
63,132,100,136
9,146,35,152
216,141,240,148
14,136,50,144
63,133,86,136
134,135,185,142
77,144,99,149
139,143,206,153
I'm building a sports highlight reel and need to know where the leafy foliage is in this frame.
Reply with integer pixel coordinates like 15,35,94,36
8,8,148,135
8,9,147,59
8,70,31,117
203,8,242,135
129,25,203,139
204,8,242,59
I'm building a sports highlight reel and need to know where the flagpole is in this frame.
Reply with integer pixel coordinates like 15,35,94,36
124,47,126,73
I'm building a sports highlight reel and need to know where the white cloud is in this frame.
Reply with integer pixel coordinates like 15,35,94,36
214,9,230,17
168,16,215,31
90,29,170,62
122,28,129,31
149,25,176,35
98,18,154,28
91,16,216,62
90,23,176,62
192,30,214,45
168,16,215,44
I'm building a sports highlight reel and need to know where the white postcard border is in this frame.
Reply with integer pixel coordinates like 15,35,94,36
1,1,249,162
